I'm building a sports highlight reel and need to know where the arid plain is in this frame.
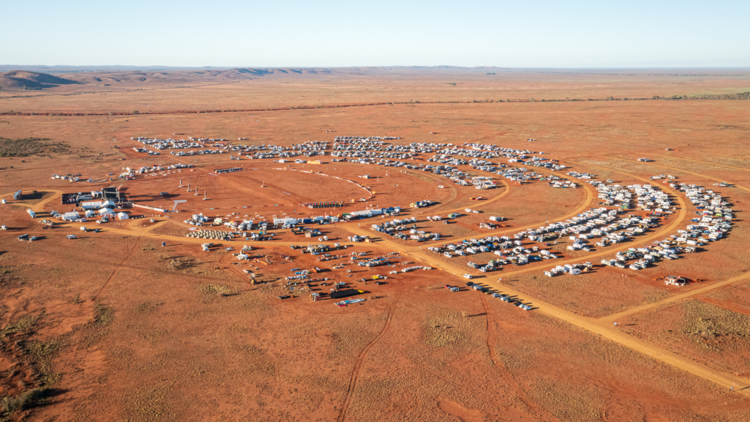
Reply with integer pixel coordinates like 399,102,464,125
1,68,750,421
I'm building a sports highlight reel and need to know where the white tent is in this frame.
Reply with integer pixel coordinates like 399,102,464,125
82,200,115,210
116,212,129,220
99,208,115,216
62,211,80,221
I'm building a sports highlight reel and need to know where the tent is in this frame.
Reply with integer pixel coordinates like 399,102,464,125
62,211,80,221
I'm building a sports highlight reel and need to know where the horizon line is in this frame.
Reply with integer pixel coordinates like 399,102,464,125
3,65,750,71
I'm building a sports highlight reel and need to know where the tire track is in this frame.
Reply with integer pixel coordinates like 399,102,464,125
337,299,397,422
600,269,750,323
480,295,559,421
91,236,141,301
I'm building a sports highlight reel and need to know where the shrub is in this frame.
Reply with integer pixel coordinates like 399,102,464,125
0,137,70,157
2,387,48,413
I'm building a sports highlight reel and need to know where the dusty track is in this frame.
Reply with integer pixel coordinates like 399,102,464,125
416,169,595,247
438,178,512,215
337,299,398,422
480,294,559,421
4,157,749,399
600,270,750,324
91,236,141,301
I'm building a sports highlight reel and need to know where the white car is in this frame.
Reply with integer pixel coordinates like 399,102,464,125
463,273,473,279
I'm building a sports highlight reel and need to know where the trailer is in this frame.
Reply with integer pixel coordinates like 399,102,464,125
330,289,365,299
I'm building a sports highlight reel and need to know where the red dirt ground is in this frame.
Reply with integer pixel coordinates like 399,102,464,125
1,70,750,421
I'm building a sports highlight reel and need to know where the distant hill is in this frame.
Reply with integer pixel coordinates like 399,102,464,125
0,64,508,75
55,66,512,86
0,66,521,91
23,67,357,87
0,70,80,90
0,66,566,91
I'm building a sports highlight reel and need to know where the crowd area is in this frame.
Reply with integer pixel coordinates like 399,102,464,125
121,134,734,285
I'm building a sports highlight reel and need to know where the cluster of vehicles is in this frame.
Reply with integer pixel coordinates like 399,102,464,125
132,136,213,151
170,149,225,157
12,135,737,320
289,141,328,155
548,179,578,189
434,236,559,272
411,200,436,208
355,256,393,268
594,182,733,271
369,217,440,242
462,282,533,310
544,262,592,277
50,173,84,182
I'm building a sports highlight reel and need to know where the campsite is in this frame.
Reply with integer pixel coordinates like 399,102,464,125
1,68,750,421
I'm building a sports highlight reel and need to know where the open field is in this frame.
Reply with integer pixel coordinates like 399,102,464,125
1,68,750,421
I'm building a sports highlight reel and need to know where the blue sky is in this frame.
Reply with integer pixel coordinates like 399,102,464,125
2,0,748,68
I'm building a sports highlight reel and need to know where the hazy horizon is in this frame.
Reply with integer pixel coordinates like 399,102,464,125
2,0,748,68
3,65,750,73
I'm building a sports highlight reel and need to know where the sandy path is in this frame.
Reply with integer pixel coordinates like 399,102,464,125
600,270,750,323
337,298,398,422
480,294,560,421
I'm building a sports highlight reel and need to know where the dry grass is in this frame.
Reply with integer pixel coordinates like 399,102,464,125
643,290,670,303
149,221,187,237
166,257,196,271
135,302,162,313
25,339,61,386
529,379,605,422
680,301,750,351
198,284,238,297
423,311,474,349
93,304,115,326
1,313,40,337
0,137,70,157
125,384,174,422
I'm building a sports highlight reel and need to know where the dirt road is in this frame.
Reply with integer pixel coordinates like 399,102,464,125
4,156,748,398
